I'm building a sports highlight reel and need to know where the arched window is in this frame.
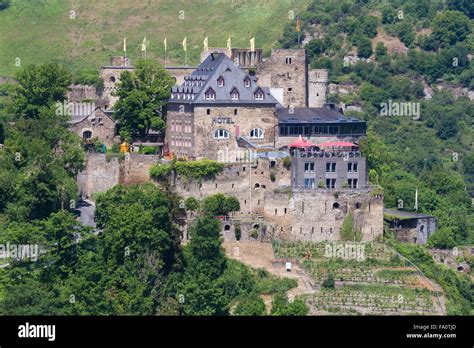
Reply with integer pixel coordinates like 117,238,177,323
83,130,92,139
249,128,264,139
217,76,224,87
205,88,216,100
109,76,116,82
213,129,229,139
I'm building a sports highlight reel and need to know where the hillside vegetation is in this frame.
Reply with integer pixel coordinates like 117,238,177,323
279,0,473,249
0,0,309,78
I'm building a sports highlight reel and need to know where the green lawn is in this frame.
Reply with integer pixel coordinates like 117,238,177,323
0,0,310,78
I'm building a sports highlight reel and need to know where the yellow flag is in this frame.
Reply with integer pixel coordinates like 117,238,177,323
226,37,232,51
203,37,209,51
141,36,147,51
250,37,255,52
296,15,301,33
164,37,167,52
123,38,127,52
182,37,187,52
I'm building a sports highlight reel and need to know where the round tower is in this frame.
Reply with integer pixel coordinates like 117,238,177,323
308,69,328,107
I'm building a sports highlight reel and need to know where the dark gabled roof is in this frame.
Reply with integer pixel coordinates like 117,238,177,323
277,106,364,123
169,52,279,106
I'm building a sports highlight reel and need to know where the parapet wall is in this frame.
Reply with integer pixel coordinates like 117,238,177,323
173,158,383,242
77,153,160,198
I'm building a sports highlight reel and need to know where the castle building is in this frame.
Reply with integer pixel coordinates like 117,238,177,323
165,52,280,160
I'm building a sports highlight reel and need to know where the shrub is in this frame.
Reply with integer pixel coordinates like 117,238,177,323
234,224,241,241
270,170,276,182
234,294,266,316
175,159,224,180
184,197,200,212
341,213,355,241
150,163,172,180
282,157,292,170
139,146,157,155
322,272,335,289
250,228,259,239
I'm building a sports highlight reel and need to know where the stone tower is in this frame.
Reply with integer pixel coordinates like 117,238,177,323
308,69,328,107
256,49,308,108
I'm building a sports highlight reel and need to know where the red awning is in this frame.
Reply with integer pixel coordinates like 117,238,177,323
318,141,357,147
289,135,315,148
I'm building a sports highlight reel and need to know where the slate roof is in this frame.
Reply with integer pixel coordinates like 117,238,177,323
276,106,365,124
169,52,279,106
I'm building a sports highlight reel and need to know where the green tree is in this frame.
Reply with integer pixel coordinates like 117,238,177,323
354,36,373,58
270,292,308,316
432,11,471,47
375,42,387,60
7,63,71,120
114,60,174,137
234,294,266,316
202,193,241,216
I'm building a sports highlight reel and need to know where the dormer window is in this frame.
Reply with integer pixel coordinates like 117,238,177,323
244,77,251,88
217,76,224,87
205,88,216,100
254,88,264,100
230,88,239,100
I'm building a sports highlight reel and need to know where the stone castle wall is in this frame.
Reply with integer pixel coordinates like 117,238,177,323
263,189,383,242
173,158,383,242
77,153,160,198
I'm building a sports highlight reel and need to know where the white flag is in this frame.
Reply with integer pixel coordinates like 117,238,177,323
182,37,187,52
226,37,231,51
141,36,147,51
250,37,255,52
203,37,209,51
123,38,127,52
164,37,167,52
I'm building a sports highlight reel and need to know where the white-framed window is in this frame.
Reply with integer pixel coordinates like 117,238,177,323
249,128,264,139
304,162,315,173
304,178,315,189
326,162,336,173
348,162,358,173
348,178,358,189
254,89,264,100
326,178,336,189
244,77,251,88
205,88,216,100
217,76,224,87
231,88,239,100
214,129,230,139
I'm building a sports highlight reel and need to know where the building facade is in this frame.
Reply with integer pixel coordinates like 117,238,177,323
165,52,280,160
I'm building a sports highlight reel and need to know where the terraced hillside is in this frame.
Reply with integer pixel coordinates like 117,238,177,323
273,241,445,315
0,0,309,78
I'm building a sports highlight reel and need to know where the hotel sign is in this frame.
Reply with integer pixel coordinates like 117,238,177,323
212,117,234,125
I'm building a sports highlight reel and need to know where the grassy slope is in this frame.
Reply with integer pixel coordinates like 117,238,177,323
0,0,310,77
